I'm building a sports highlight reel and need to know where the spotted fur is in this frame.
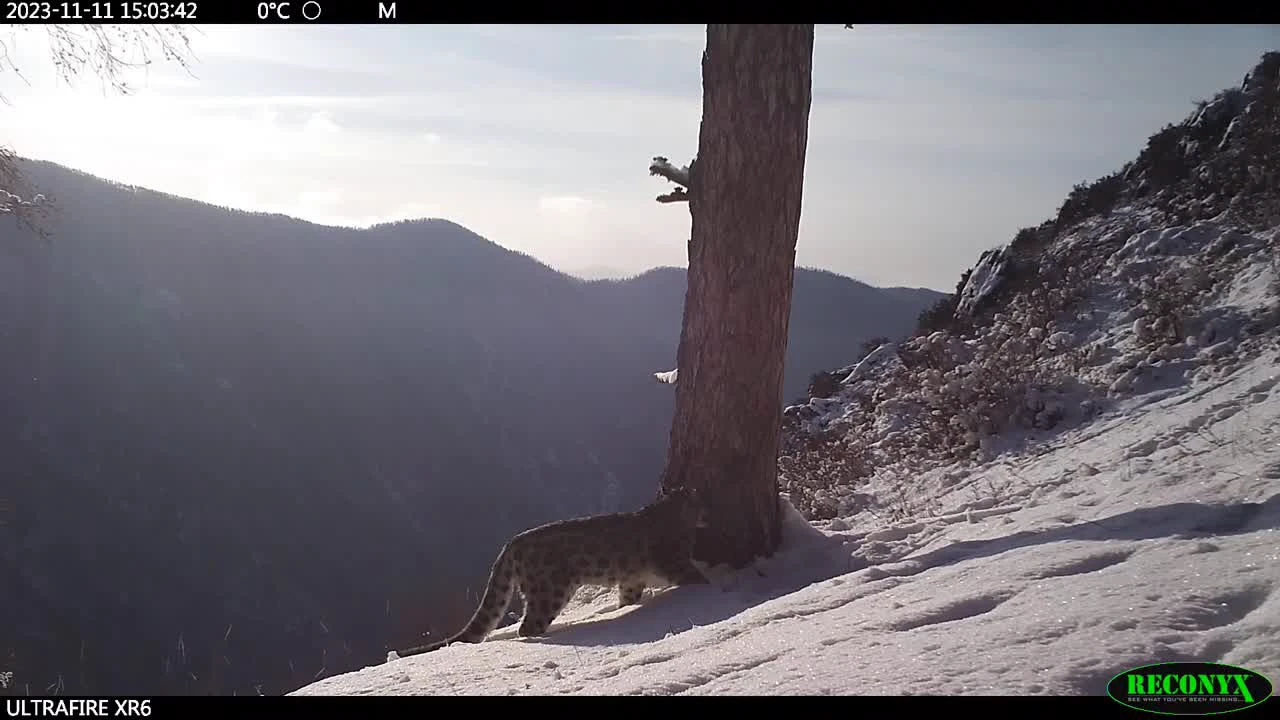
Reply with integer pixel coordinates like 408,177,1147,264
394,487,708,657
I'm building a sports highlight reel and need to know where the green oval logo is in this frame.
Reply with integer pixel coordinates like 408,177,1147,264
1107,662,1274,715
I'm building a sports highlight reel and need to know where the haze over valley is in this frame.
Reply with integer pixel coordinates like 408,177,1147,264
0,158,938,694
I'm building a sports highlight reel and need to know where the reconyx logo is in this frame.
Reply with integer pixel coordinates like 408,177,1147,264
1107,662,1273,715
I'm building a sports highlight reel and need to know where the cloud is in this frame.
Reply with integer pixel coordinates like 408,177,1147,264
297,189,342,213
537,195,591,215
5,24,1278,290
302,111,342,137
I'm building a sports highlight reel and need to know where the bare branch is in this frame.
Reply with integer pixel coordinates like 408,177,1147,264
0,25,197,236
0,25,198,101
649,156,692,187
649,155,696,206
0,146,53,239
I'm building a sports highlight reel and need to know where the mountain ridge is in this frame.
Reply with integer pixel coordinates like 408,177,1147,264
0,157,940,696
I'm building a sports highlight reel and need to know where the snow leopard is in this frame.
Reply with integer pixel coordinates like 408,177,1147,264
392,486,709,657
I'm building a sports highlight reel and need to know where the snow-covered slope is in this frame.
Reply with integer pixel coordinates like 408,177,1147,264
295,344,1280,694
294,52,1280,698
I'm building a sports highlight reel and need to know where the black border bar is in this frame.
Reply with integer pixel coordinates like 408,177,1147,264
3,1,403,23
0,695,1184,717
8,2,1278,24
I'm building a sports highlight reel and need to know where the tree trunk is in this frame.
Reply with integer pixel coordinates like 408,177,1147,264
660,24,814,570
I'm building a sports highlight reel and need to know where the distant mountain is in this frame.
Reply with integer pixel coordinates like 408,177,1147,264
0,159,942,696
880,285,953,308
567,263,630,281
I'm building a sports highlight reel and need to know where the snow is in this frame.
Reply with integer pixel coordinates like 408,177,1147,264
294,339,1280,695
955,246,1010,318
654,369,678,385
648,157,691,188
0,188,45,213
294,168,1280,696
837,341,899,385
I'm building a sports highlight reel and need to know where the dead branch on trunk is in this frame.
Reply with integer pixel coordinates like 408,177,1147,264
649,156,695,203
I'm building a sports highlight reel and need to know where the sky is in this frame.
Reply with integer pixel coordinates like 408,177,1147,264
2,24,1277,290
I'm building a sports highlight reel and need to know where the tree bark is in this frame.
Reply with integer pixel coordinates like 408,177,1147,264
660,24,814,570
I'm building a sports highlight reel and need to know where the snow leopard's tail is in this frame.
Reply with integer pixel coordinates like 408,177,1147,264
391,543,518,659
